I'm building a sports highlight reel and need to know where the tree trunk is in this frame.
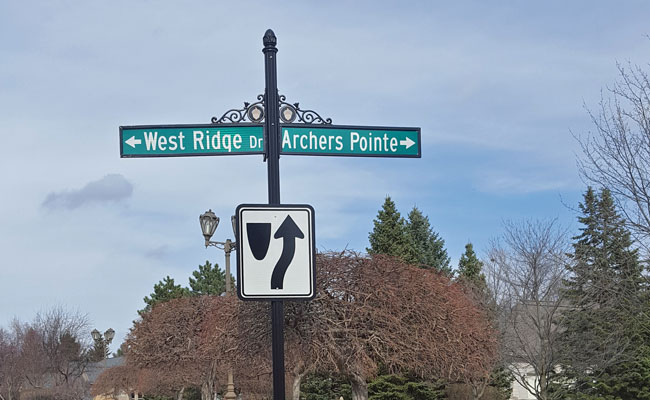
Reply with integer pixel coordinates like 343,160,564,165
202,381,214,400
290,360,307,400
1,382,9,400
538,370,547,400
350,374,368,400
201,363,218,400
471,379,487,400
177,387,185,400
291,373,303,400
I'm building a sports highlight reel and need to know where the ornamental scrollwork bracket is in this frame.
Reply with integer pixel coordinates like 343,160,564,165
211,94,265,124
211,93,332,125
277,94,332,125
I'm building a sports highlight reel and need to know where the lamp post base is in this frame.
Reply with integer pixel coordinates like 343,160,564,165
224,370,237,400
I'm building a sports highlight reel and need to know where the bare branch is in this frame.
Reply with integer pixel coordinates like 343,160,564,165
486,219,569,400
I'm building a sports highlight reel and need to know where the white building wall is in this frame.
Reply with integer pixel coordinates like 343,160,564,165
509,363,537,400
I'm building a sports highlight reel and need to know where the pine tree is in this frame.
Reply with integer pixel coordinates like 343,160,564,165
368,196,417,264
368,374,446,400
88,333,109,361
300,373,352,400
59,332,84,362
457,243,485,286
406,207,451,274
488,367,514,400
559,187,649,397
140,276,189,314
457,242,506,400
188,260,228,296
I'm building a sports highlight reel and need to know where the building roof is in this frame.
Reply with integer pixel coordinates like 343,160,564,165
85,356,126,384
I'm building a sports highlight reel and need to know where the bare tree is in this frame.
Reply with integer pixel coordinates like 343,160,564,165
16,307,91,400
34,307,90,394
577,62,650,251
0,326,22,400
91,365,139,398
237,252,498,400
455,279,512,400
486,219,569,400
125,295,235,400
0,307,92,400
93,365,201,400
118,252,497,400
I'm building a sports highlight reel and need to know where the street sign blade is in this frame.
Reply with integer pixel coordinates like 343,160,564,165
119,123,421,158
279,124,421,157
120,124,264,158
236,204,316,300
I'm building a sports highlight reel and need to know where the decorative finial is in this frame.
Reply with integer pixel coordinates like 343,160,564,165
263,29,277,48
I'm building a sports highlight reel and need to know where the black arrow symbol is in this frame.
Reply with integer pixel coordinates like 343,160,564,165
271,215,304,289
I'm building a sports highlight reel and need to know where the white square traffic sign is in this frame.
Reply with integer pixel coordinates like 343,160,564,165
236,204,315,300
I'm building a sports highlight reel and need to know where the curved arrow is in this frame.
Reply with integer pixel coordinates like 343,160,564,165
271,215,304,289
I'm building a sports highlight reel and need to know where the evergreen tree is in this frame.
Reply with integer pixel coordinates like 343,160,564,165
368,196,417,264
368,374,446,400
59,332,84,362
406,207,451,274
559,187,649,397
188,260,229,296
488,367,514,400
88,333,109,361
300,373,352,400
457,243,509,400
140,276,189,314
457,243,485,286
113,345,125,358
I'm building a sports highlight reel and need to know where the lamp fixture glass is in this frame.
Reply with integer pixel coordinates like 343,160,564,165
247,105,264,122
279,105,297,123
200,209,220,242
104,328,115,343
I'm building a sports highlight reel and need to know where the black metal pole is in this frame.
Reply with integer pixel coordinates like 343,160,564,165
263,28,285,400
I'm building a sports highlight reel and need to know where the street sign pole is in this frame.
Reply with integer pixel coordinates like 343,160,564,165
120,29,421,400
263,29,285,400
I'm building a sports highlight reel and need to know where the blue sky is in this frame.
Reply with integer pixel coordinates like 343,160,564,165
2,1,650,345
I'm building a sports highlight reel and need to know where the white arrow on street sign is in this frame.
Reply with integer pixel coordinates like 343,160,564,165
236,204,315,300
125,136,142,148
400,137,415,149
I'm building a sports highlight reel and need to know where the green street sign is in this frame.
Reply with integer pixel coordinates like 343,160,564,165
120,124,264,157
279,125,420,157
120,123,420,158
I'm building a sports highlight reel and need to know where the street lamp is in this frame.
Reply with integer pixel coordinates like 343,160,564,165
199,210,236,296
91,328,115,360
199,210,238,400
105,328,115,342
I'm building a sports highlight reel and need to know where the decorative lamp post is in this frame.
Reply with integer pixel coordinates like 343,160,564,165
199,209,219,246
104,328,115,343
199,210,236,295
91,328,115,360
199,210,237,400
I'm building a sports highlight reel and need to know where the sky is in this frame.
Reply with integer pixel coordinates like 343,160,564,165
2,0,650,346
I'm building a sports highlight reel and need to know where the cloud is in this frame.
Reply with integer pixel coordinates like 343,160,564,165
474,167,575,194
42,174,133,210
145,244,170,260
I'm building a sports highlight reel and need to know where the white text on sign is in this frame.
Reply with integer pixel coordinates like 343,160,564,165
282,129,406,153
140,130,262,153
